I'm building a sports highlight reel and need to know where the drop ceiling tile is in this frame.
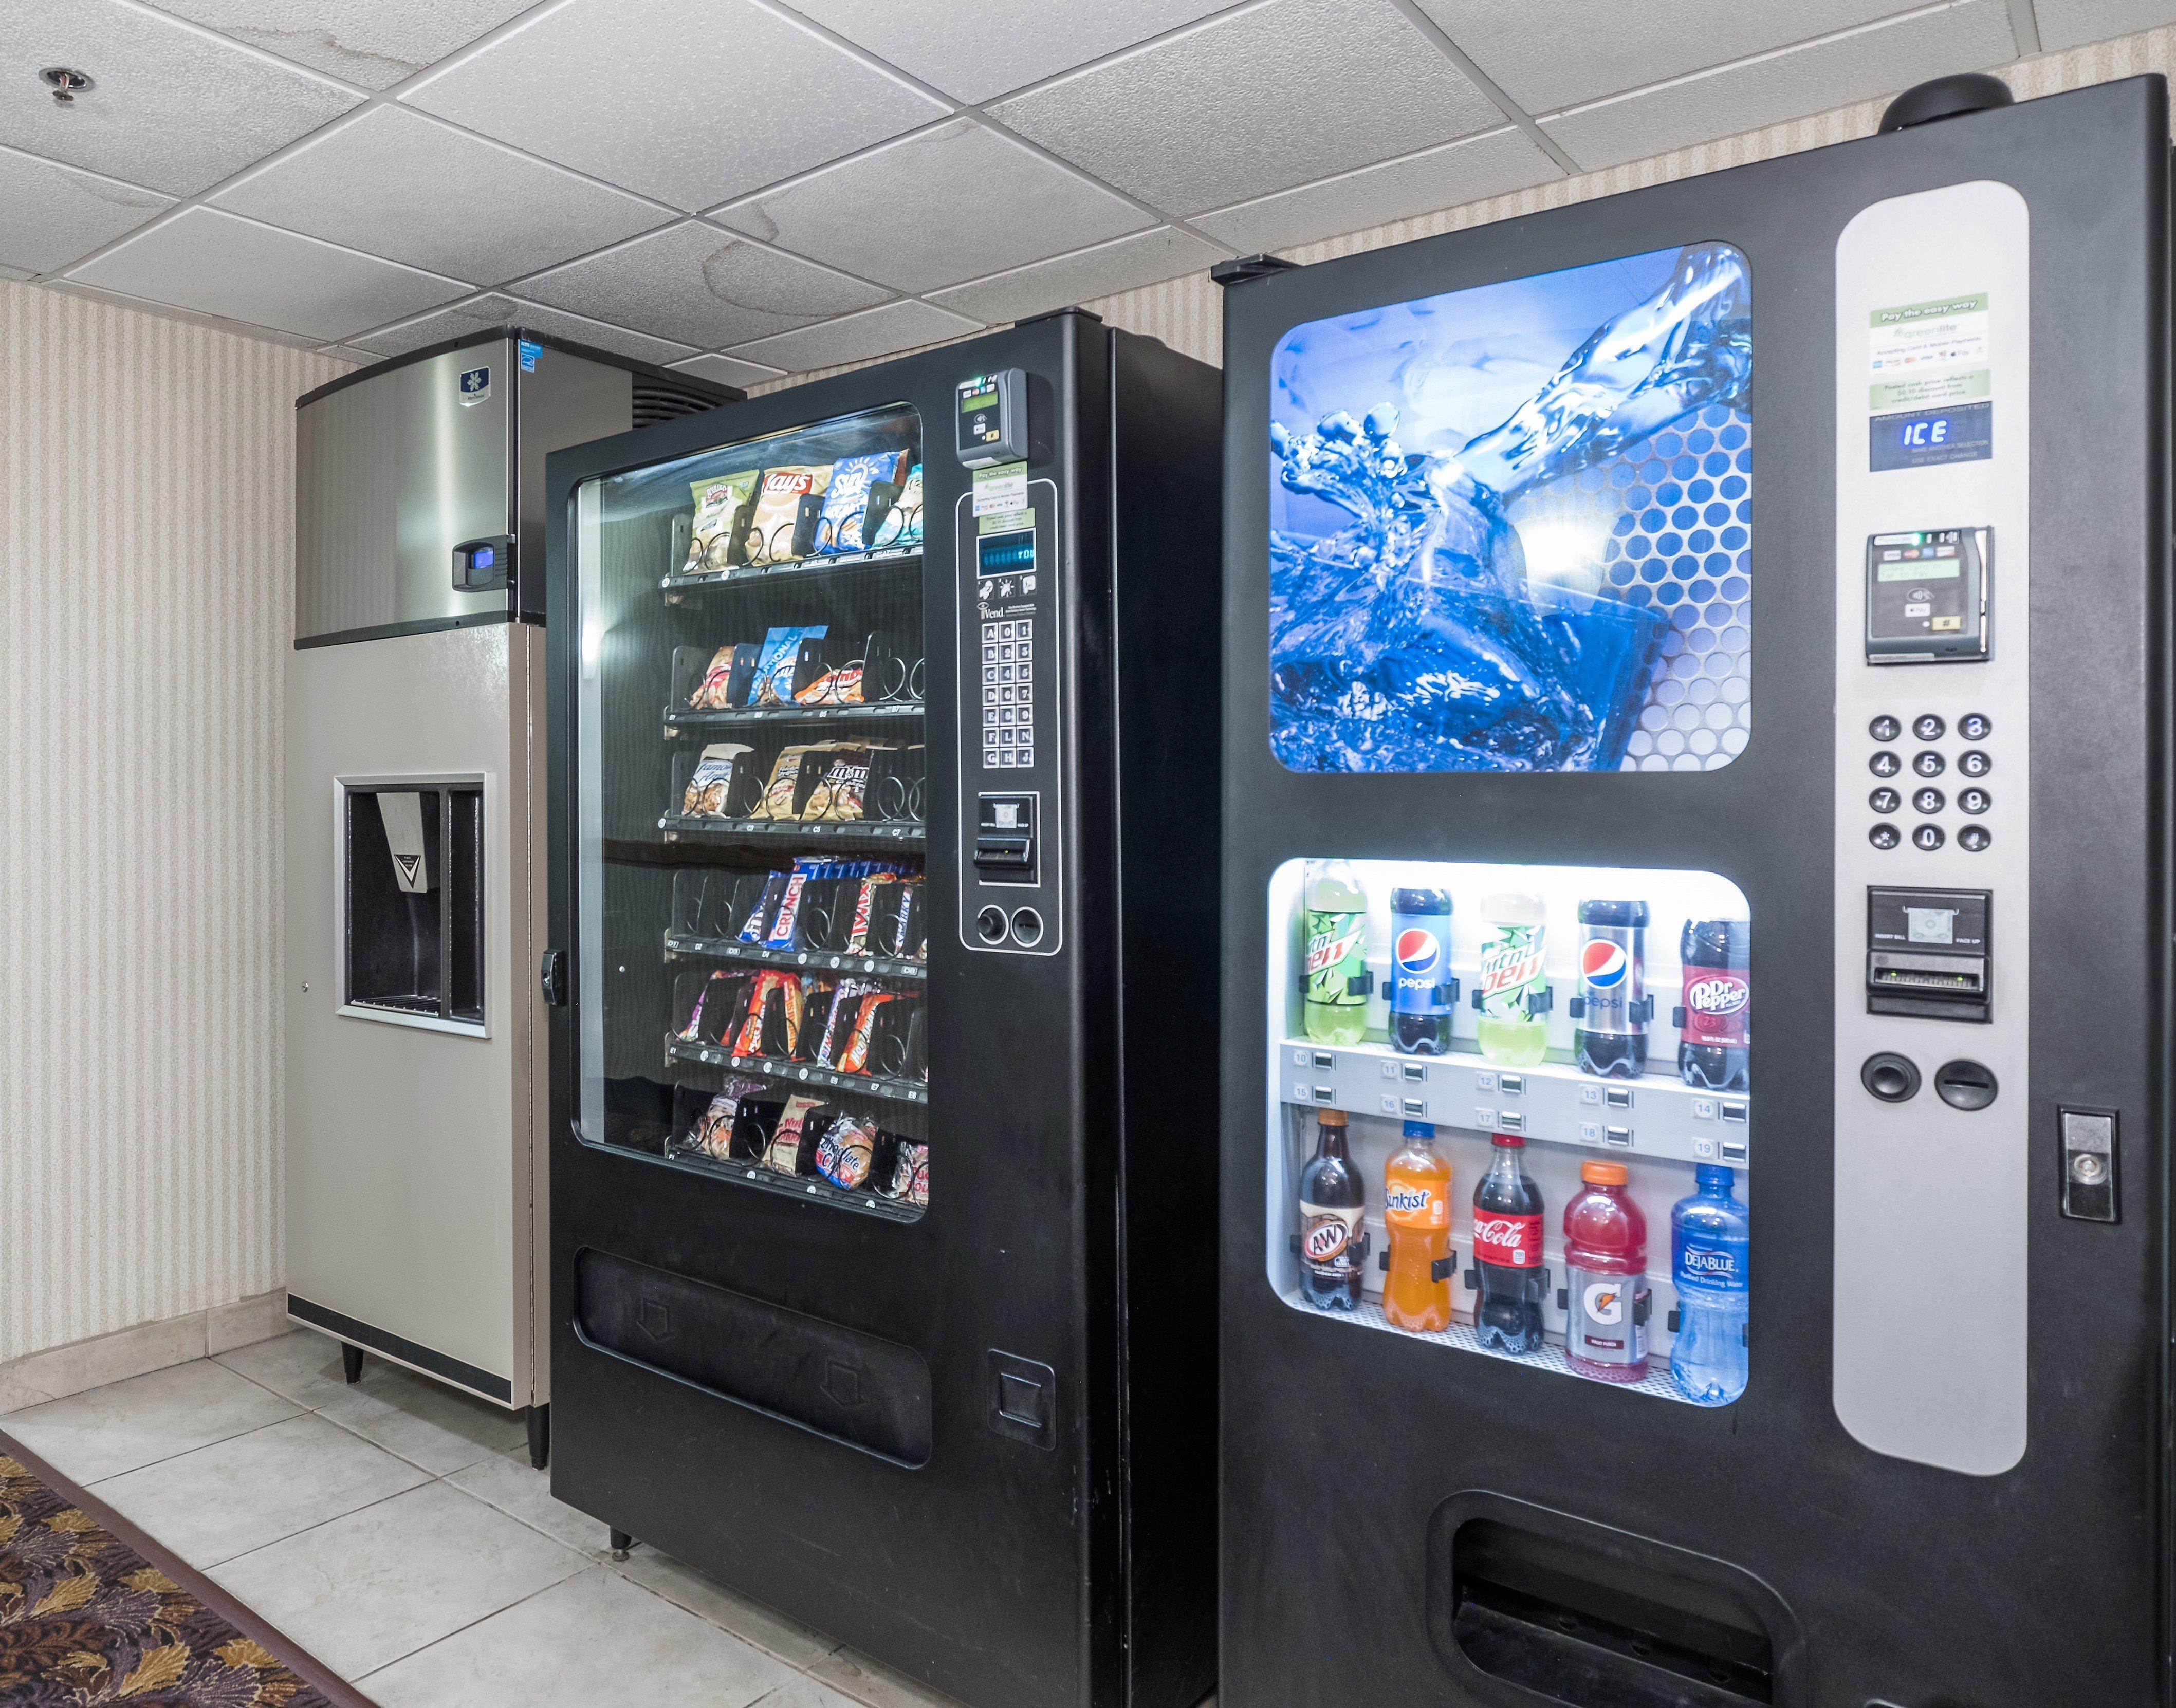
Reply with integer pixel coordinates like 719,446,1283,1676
0,264,34,282
1414,0,1926,114
212,106,669,284
1194,126,1559,253
992,0,1502,218
716,119,1148,294
727,300,982,374
0,146,174,276
403,0,948,211
42,277,338,348
668,353,786,390
928,226,1224,324
67,207,468,342
150,0,539,91
787,0,1232,103
350,293,697,365
519,222,888,350
1541,0,2016,170
2036,0,2176,50
0,0,359,197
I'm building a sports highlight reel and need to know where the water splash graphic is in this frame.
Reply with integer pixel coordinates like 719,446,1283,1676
1269,243,1753,773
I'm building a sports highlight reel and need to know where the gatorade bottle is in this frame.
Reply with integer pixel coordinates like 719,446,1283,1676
1562,1161,1651,1383
1389,888,1455,1054
1381,1121,1452,1332
1471,1133,1546,1353
1474,893,1550,1066
1670,1165,1750,1405
1297,1109,1366,1310
1302,860,1370,1045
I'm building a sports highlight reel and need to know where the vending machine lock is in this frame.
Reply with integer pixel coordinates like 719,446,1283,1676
1866,886,1992,1022
2058,1108,2119,1222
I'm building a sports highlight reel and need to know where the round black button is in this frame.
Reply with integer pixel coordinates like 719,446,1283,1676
1869,714,1902,742
1959,787,1990,815
1861,1051,1921,1103
1913,824,1945,851
1959,749,1990,778
1870,750,1901,777
1869,823,1901,849
1912,713,1946,741
1912,750,1945,778
975,905,1008,943
1870,787,1900,814
1960,713,1991,740
1913,787,1944,814
1959,825,1991,852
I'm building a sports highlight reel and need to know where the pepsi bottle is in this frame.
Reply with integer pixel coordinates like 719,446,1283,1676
1570,898,1650,1078
1674,917,1750,1092
1389,888,1455,1054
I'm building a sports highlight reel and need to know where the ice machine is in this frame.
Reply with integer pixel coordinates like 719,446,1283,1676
286,330,730,1463
541,310,1221,1708
1216,75,2172,1708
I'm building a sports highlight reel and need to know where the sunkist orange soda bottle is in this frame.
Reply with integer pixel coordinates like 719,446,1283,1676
1382,1120,1453,1332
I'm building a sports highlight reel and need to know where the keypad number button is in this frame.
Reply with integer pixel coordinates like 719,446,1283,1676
1959,787,1990,815
1958,749,1991,778
1870,750,1902,778
1913,824,1945,851
1869,714,1902,742
1913,787,1944,815
1869,787,1901,814
1959,825,1991,852
1959,713,1991,740
1912,750,1945,778
1912,713,1946,741
1869,824,1901,850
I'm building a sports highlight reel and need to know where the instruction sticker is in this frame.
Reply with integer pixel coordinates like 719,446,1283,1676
972,460,1028,518
1868,293,1988,412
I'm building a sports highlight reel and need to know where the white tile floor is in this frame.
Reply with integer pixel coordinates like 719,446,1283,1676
0,1330,968,1708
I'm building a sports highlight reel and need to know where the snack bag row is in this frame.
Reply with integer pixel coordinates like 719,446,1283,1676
677,451,924,575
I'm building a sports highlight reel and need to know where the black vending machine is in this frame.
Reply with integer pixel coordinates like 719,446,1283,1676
542,310,1220,1708
1218,76,2169,1708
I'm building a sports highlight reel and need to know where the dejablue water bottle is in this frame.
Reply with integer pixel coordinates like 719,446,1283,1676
1669,1165,1749,1406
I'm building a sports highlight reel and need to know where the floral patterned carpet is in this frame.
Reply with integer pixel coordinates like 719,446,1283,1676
0,1434,371,1707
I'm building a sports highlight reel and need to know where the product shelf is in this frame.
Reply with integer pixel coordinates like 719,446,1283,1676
660,546,921,601
1278,1035,1748,1171
665,931,925,982
665,701,924,734
666,1035,930,1106
656,1140,922,1221
658,814,925,848
1318,1295,1702,1406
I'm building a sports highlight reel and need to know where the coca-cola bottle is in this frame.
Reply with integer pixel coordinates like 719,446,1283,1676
1674,918,1750,1092
1470,1133,1546,1353
1297,1109,1366,1310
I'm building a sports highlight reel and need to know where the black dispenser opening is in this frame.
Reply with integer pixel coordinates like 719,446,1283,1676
345,783,485,1028
1430,1498,1800,1708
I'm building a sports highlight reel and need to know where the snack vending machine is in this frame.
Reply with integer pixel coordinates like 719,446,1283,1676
1217,76,2170,1708
542,311,1221,1708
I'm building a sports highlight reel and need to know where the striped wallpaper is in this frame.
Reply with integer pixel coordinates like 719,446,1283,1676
1,19,2166,1367
0,281,349,1364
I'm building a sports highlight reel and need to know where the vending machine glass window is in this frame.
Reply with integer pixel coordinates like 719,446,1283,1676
573,404,929,1219
1270,858,1750,1407
1267,245,1751,774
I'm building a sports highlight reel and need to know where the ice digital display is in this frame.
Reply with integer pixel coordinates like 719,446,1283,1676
1268,244,1752,773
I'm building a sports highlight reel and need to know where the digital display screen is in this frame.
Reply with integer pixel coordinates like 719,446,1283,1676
960,385,997,415
1877,560,1959,581
1869,400,1991,471
977,529,1034,579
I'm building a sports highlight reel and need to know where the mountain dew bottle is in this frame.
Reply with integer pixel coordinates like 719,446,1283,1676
1476,892,1550,1065
1302,860,1370,1044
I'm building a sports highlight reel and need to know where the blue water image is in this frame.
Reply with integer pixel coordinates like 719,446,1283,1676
1269,244,1753,773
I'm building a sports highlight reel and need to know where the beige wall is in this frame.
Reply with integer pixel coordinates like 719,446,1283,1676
750,20,2175,391
0,280,349,1365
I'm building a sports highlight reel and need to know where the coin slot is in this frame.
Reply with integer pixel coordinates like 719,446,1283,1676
1010,906,1044,947
1933,1059,1998,1111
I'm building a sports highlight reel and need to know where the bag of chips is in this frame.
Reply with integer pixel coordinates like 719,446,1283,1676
680,742,751,818
813,1113,879,1190
687,1077,767,1160
749,625,827,707
868,463,923,551
763,1093,826,1174
877,1140,929,1206
744,466,831,564
684,472,757,575
815,451,908,555
802,747,872,823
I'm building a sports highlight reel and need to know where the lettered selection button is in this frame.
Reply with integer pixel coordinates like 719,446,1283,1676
1870,750,1901,778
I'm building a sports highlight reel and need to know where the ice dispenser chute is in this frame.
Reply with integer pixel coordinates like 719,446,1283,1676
342,778,485,1031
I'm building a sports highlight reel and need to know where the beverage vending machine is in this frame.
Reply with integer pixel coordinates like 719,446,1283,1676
1216,75,2169,1708
541,311,1220,1708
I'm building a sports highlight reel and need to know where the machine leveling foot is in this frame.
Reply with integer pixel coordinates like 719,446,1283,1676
526,1403,550,1470
342,1344,363,1385
609,1529,633,1563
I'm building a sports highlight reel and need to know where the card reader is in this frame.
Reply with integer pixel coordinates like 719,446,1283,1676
957,370,1028,469
1866,527,1989,663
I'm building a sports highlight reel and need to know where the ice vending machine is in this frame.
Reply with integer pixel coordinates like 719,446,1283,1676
1217,75,2170,1708
541,311,1220,1708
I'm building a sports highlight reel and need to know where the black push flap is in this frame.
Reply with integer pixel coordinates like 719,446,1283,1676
986,1349,1057,1450
574,1248,931,1467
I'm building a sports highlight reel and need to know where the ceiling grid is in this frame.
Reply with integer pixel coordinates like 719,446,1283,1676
0,0,2157,382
